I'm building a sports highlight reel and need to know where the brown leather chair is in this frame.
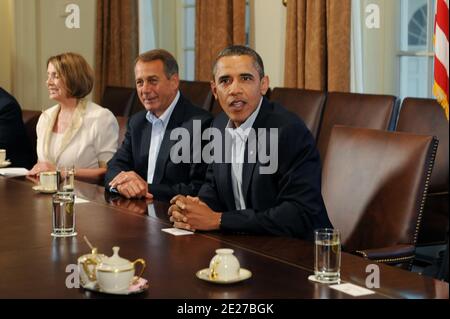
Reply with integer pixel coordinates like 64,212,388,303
317,92,397,163
179,80,214,111
270,88,326,139
101,86,136,116
21,110,41,163
396,98,449,246
115,116,128,147
322,125,438,268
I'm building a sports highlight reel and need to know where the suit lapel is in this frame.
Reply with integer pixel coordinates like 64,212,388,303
241,99,271,202
152,97,185,184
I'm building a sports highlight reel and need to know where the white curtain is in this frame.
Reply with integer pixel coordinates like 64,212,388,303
351,0,364,93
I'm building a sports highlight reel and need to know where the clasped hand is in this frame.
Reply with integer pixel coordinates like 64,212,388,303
168,195,221,231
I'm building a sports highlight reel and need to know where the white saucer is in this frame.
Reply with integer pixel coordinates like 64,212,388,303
0,161,11,168
196,268,252,284
308,275,341,284
81,277,149,295
32,185,57,194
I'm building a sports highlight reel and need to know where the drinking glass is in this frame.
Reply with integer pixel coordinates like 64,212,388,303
51,191,77,237
314,228,341,283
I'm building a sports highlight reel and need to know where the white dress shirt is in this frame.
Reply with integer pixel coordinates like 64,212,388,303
226,98,263,210
146,91,180,183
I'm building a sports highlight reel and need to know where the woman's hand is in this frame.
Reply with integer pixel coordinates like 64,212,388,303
27,162,56,176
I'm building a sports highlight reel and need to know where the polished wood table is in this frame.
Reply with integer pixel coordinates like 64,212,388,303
0,176,447,299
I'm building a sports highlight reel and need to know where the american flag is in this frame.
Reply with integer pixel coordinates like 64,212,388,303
433,0,449,120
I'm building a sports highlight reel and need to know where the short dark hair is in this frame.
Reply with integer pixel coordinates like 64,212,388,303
47,52,94,99
212,45,265,79
135,49,179,78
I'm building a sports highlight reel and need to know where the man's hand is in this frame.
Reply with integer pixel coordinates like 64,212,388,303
110,171,153,199
168,195,221,231
27,162,56,176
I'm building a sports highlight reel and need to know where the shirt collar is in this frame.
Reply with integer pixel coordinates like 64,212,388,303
146,90,180,127
226,97,263,139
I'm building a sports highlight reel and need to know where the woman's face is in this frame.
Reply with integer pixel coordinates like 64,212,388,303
46,62,69,101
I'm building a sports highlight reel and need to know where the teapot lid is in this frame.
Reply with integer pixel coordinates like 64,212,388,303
98,247,133,272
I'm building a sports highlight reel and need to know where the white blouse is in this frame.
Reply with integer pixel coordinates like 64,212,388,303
36,100,119,169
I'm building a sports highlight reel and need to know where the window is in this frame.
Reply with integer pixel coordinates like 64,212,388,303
398,0,435,100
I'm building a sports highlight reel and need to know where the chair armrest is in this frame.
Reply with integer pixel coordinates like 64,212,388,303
355,244,415,264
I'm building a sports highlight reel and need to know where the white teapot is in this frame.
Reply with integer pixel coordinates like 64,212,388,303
96,247,146,293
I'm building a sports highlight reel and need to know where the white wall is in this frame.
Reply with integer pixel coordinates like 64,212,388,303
0,0,13,92
11,0,96,110
253,0,286,88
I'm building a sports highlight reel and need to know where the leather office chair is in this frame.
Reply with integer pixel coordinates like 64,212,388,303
322,126,438,268
115,116,128,147
396,98,449,246
179,80,214,111
101,86,135,116
270,87,326,139
317,92,397,163
21,110,41,164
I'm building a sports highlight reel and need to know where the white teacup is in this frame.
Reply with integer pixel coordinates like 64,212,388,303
0,149,6,163
40,171,57,190
209,248,240,281
96,247,146,293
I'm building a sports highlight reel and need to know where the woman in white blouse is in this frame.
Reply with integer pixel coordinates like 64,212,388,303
28,52,119,184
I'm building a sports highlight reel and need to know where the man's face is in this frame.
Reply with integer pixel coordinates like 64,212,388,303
135,60,179,117
211,55,269,127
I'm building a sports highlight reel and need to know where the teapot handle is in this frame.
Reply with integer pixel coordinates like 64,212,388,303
132,259,146,284
81,258,98,282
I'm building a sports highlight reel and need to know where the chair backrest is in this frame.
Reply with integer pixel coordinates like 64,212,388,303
396,98,449,245
317,92,397,162
101,86,135,116
21,110,41,162
270,87,326,139
322,125,438,252
115,116,128,147
179,80,213,111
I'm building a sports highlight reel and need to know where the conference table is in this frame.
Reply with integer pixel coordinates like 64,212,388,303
0,176,448,300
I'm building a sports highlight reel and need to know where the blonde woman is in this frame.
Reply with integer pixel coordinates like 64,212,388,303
28,52,119,184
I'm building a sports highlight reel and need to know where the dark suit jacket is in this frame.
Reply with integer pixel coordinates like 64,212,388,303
0,87,35,169
105,95,213,202
198,97,332,239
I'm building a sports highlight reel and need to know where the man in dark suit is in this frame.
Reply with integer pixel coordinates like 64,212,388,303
105,49,212,202
168,46,332,239
0,87,35,169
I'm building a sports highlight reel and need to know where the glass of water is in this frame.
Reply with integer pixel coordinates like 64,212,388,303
51,192,77,237
57,165,75,192
314,228,341,283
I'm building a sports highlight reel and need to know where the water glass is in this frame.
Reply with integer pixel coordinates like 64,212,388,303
58,165,75,192
51,191,77,237
314,228,341,283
